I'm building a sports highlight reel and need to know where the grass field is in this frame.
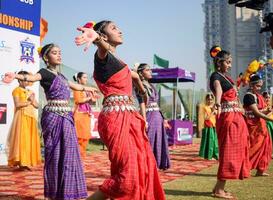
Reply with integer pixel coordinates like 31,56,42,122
87,138,273,200
164,161,273,200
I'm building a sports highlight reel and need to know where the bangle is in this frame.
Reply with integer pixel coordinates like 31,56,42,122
93,35,102,44
82,87,85,91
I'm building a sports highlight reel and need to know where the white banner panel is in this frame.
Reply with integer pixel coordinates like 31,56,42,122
0,0,41,165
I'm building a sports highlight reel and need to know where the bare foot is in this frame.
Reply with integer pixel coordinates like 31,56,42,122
255,172,269,177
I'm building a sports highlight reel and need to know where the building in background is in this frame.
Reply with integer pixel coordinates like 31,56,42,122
203,0,272,93
262,0,273,92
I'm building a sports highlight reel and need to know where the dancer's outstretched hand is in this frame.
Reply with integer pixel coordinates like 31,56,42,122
75,27,99,51
2,72,15,84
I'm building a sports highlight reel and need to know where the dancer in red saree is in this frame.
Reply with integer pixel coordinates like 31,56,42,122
243,74,272,176
209,47,250,199
75,21,165,200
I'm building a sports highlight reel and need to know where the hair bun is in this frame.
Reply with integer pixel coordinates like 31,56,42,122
210,46,222,58
73,73,78,82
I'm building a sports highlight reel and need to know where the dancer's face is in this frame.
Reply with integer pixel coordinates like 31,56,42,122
103,22,123,46
78,74,88,85
141,67,152,80
219,56,232,73
252,80,263,92
45,46,62,66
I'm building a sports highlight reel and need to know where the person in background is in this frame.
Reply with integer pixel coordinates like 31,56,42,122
198,93,219,160
243,75,272,177
136,63,170,170
262,91,273,141
73,72,96,160
7,70,41,171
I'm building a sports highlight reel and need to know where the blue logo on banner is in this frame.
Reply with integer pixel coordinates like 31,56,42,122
20,37,35,63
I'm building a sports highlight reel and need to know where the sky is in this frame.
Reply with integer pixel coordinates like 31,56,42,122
42,0,206,90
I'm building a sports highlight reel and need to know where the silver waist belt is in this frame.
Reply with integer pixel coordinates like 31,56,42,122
44,106,72,113
45,99,71,113
102,95,136,113
221,100,243,113
146,102,160,112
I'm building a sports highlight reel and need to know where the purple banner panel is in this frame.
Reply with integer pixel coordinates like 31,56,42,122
167,120,193,145
151,67,195,83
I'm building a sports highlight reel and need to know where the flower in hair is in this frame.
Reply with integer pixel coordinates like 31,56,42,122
210,46,222,58
83,21,96,29
37,46,42,58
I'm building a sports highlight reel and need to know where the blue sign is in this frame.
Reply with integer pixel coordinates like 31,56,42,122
20,37,35,63
0,0,41,36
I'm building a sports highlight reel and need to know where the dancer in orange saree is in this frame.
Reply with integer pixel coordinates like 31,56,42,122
73,72,95,159
243,74,272,176
209,47,250,199
75,20,165,200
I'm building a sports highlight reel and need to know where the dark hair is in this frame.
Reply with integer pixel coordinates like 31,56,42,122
17,71,29,75
205,93,214,101
40,43,58,63
17,71,29,83
249,74,262,84
137,63,149,74
93,20,112,35
213,50,231,71
73,72,86,82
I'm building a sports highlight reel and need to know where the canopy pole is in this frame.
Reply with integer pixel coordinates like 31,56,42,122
172,78,178,119
191,83,195,121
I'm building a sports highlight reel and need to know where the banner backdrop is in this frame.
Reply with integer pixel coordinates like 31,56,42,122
0,0,41,165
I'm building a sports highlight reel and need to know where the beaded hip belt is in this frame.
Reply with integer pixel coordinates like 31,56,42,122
221,100,242,113
245,111,255,119
44,99,72,113
102,95,136,113
146,102,160,112
245,108,266,119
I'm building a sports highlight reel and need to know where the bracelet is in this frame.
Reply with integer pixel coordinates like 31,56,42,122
93,35,102,44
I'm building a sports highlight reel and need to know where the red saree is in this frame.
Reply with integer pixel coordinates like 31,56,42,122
94,66,165,200
216,88,250,180
244,93,272,172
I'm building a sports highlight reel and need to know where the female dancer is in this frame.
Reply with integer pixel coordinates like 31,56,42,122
209,47,250,199
73,72,95,159
136,63,170,170
75,20,165,200
262,91,273,140
198,93,219,160
243,74,272,176
7,70,41,170
3,43,97,200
